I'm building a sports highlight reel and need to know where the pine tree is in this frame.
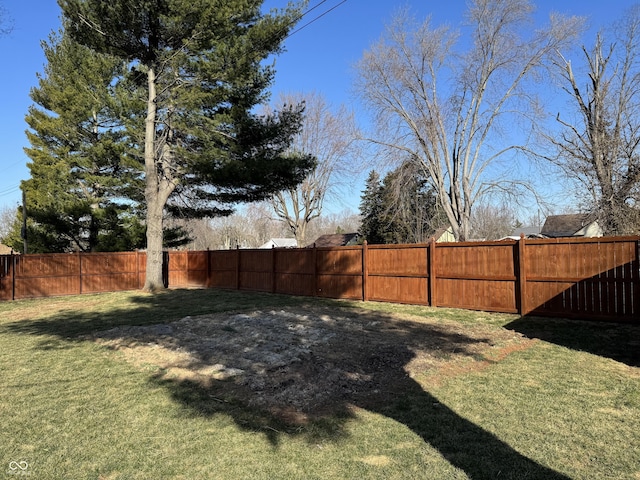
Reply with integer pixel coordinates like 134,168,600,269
58,0,315,290
379,162,441,244
14,29,145,253
359,170,386,245
359,165,443,245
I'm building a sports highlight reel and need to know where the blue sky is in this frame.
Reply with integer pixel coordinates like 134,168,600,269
0,0,632,215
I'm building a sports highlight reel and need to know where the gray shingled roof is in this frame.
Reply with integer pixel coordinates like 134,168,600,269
541,214,595,237
307,233,360,248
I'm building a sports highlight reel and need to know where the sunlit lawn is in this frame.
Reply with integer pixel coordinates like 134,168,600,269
0,289,638,479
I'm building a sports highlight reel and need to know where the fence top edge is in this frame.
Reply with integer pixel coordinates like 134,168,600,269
524,235,640,245
6,234,640,260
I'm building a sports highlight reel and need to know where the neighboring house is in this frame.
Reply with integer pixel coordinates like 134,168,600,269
430,226,456,243
541,214,603,238
307,233,360,248
500,225,545,240
258,238,298,249
0,244,13,255
511,225,542,237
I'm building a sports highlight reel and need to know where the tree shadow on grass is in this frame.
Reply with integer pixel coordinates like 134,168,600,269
3,290,569,479
505,315,640,368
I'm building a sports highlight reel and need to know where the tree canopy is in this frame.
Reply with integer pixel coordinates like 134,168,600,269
13,29,146,253
548,5,640,235
269,92,359,246
355,0,584,241
359,163,442,245
51,0,314,289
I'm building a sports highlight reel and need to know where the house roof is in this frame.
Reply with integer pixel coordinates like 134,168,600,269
258,238,298,249
307,233,360,248
430,226,453,242
541,214,597,237
510,225,542,237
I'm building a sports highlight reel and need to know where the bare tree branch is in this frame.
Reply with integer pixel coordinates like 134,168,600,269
269,92,360,246
355,1,584,240
543,5,640,235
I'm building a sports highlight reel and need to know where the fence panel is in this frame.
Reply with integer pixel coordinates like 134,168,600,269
316,247,363,299
239,249,273,292
207,250,236,289
274,249,315,296
525,237,638,321
167,251,209,288
12,254,80,299
435,242,519,313
81,252,141,293
367,244,429,304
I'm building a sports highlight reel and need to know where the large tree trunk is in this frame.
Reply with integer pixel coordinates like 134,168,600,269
144,199,165,291
143,67,165,292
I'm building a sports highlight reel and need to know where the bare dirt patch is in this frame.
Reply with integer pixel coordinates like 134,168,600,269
89,305,533,422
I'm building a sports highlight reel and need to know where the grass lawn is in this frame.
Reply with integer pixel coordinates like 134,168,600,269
0,289,638,479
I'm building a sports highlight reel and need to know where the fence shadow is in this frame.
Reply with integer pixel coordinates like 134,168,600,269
3,290,568,479
505,316,640,368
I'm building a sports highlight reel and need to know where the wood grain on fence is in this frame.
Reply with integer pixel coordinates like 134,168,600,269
0,252,144,300
366,243,429,305
1,236,638,322
524,237,639,320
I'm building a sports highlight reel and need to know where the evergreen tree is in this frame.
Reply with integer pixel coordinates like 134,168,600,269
379,161,441,244
359,170,386,244
58,0,315,290
359,164,443,245
13,29,145,253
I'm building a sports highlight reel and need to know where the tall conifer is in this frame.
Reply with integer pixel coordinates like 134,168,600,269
57,0,314,290
18,29,145,252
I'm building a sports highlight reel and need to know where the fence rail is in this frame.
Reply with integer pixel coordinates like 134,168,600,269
1,236,638,322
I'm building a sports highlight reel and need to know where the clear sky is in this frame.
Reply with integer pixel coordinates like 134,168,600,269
0,0,632,214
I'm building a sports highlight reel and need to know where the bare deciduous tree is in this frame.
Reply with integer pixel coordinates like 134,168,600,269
0,205,17,241
270,92,360,246
547,6,640,235
355,0,583,241
470,203,517,240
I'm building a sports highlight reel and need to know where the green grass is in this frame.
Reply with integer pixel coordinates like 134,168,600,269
0,289,638,479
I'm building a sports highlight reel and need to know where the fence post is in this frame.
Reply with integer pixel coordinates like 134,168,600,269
635,239,640,319
235,245,240,290
78,251,83,295
313,243,318,297
429,237,437,307
11,252,16,301
162,251,169,288
271,246,276,294
206,249,212,289
517,234,527,316
362,241,368,301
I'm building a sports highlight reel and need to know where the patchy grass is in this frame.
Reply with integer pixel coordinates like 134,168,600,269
0,289,638,479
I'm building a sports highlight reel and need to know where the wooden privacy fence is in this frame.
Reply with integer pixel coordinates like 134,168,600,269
1,236,638,322
0,251,146,301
